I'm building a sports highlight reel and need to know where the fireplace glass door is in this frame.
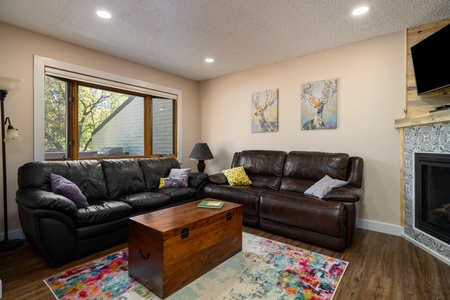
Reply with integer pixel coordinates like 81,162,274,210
415,153,450,244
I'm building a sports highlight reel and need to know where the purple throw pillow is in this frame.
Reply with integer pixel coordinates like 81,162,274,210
50,173,89,208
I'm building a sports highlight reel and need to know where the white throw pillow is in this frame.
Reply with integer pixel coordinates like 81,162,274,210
168,168,191,177
304,175,347,199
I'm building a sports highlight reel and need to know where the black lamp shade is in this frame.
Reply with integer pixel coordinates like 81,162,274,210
189,143,214,160
189,143,213,172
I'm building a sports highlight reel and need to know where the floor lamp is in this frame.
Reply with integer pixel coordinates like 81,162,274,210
0,76,23,252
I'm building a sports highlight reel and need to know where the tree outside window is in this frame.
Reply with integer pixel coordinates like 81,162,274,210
44,76,175,160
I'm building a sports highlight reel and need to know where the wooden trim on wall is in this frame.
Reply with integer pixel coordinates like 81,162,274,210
396,18,450,127
398,18,450,226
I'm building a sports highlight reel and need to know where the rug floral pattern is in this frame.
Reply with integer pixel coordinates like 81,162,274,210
44,233,348,299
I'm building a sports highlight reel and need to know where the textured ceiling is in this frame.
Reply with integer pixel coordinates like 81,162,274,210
1,0,450,81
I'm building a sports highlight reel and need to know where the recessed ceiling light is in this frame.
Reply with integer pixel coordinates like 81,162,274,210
205,58,215,63
352,6,369,16
96,10,112,19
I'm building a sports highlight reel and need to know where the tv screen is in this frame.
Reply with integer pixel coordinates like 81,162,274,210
410,24,450,95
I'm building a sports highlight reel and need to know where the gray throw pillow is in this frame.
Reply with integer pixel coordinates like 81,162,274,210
168,168,191,177
50,173,89,208
304,175,347,199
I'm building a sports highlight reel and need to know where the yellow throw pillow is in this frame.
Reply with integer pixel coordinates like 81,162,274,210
222,166,252,186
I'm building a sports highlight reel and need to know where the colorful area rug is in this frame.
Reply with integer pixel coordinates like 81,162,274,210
44,233,348,299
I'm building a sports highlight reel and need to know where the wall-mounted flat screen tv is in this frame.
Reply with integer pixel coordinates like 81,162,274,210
410,23,450,95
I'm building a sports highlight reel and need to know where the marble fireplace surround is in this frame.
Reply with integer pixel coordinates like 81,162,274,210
403,121,450,264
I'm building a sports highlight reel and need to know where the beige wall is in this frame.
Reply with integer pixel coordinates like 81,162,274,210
0,22,201,234
0,20,406,235
200,31,406,227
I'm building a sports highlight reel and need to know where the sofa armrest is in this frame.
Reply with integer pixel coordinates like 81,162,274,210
16,188,78,216
324,186,363,203
208,173,229,185
188,172,209,189
347,157,364,188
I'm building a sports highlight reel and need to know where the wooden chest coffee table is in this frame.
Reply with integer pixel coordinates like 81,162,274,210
128,200,242,298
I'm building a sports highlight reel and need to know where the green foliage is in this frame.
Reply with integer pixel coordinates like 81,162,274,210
44,76,66,152
44,76,128,153
77,86,127,151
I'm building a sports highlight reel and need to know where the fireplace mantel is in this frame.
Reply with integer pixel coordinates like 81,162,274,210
395,109,450,128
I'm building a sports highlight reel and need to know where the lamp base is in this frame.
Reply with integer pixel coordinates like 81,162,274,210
0,238,23,252
197,160,206,173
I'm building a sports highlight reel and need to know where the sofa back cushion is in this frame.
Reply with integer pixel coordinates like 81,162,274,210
231,150,287,190
280,151,349,192
17,160,108,201
101,159,146,198
138,157,181,190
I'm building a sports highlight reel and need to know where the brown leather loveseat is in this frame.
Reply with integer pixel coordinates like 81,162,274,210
201,150,364,251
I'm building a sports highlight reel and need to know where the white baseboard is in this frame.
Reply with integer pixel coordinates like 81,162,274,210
0,229,25,240
357,218,404,236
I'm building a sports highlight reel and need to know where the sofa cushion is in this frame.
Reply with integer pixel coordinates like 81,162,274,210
115,192,171,212
17,160,109,201
139,158,181,190
283,151,349,181
74,200,132,226
232,150,287,190
259,191,346,239
202,183,265,218
304,175,347,199
50,173,88,208
155,187,197,202
101,159,146,198
222,166,252,186
280,151,349,193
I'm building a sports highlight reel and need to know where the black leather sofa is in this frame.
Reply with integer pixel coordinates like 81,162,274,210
16,158,207,267
201,150,364,251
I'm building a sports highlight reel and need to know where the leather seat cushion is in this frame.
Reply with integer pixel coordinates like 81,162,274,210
75,200,132,226
260,191,346,238
202,184,266,217
115,192,171,212
155,187,197,202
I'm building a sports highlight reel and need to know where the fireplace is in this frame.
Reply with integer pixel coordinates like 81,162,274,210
415,152,450,245
403,122,450,263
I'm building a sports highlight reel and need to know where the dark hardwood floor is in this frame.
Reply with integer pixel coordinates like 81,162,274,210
1,227,450,299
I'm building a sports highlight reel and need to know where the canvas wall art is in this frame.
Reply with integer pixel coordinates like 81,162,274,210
301,79,337,130
251,89,278,133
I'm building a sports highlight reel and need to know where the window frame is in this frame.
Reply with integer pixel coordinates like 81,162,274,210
34,55,183,162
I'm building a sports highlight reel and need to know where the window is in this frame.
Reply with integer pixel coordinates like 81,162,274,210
35,56,181,161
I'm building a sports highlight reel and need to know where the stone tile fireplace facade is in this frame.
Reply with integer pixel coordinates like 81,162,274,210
403,121,450,263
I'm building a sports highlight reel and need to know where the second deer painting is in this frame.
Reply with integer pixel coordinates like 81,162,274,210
301,79,338,130
251,89,279,133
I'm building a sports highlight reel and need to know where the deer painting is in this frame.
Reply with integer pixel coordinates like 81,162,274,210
252,89,278,133
301,79,337,130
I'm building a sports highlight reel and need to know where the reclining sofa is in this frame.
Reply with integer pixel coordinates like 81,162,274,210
16,158,207,267
201,150,364,251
